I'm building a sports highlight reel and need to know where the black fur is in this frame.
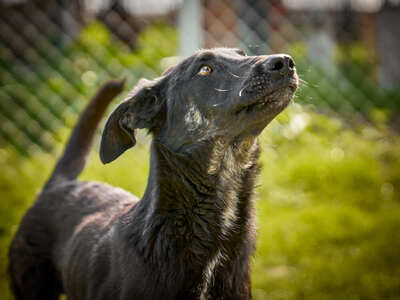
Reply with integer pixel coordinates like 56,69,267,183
9,48,298,300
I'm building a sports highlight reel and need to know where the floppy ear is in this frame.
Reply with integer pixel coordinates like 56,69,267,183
100,78,165,164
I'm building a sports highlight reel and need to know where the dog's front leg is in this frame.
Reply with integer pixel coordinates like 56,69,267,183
209,247,253,300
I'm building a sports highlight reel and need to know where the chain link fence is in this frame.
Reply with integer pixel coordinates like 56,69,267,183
2,2,400,300
1,0,399,156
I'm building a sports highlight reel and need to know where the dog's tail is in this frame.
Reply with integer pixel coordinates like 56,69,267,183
45,79,125,187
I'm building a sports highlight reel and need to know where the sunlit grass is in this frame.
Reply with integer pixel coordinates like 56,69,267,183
1,105,399,299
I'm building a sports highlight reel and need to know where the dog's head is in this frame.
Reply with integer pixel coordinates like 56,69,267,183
100,48,298,163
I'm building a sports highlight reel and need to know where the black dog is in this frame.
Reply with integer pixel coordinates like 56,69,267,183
9,48,298,300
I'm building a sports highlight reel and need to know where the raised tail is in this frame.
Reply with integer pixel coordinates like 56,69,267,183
45,79,125,187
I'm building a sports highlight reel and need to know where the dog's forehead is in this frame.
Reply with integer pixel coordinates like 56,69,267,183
163,48,249,78
174,48,247,69
194,48,247,62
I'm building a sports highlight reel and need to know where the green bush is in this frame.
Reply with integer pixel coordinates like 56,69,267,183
1,104,400,299
287,42,400,115
253,105,400,299
0,21,177,155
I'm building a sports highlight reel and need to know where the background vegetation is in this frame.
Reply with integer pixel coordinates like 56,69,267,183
1,21,400,300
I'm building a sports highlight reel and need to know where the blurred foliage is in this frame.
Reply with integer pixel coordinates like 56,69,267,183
2,19,399,156
1,19,400,300
69,21,177,79
287,41,400,115
1,104,400,299
0,21,177,154
253,104,400,300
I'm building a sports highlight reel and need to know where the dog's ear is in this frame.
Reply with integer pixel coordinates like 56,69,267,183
100,78,165,164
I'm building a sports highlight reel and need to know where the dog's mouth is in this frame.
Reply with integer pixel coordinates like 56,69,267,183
235,77,298,116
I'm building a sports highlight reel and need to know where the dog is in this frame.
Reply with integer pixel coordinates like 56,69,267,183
9,48,298,300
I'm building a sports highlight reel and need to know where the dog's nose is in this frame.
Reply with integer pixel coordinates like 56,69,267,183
263,54,295,78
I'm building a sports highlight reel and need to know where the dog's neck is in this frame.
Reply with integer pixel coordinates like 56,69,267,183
123,136,259,293
152,137,258,242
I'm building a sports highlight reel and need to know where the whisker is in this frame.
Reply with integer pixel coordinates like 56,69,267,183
228,71,242,78
214,88,230,92
298,78,309,86
213,97,232,107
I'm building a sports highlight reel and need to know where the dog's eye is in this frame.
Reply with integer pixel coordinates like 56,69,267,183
198,65,212,76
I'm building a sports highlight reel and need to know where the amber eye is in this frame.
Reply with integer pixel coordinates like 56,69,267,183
198,65,212,76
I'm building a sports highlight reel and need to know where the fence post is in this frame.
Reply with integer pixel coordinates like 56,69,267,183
237,0,269,55
178,0,204,58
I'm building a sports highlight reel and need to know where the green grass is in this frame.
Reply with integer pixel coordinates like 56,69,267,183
1,105,400,299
